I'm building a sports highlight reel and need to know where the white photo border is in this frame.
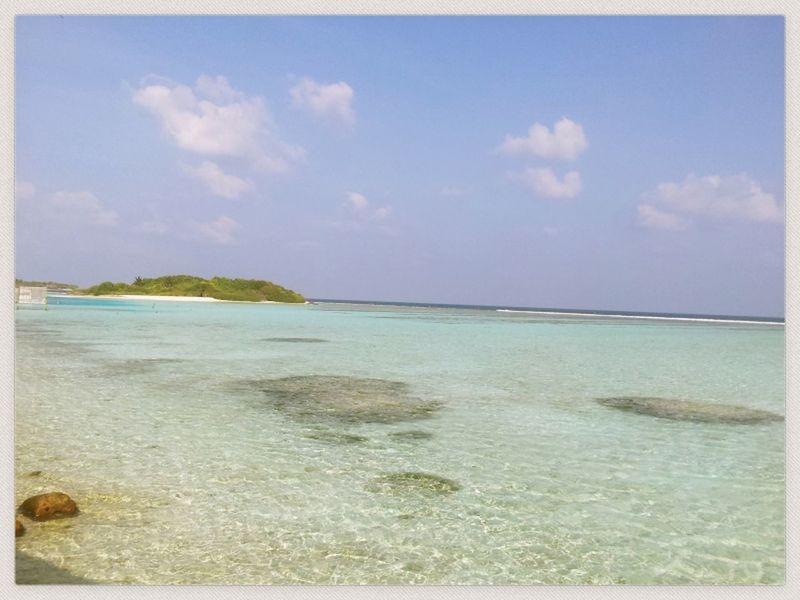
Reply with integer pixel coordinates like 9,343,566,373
1,2,796,599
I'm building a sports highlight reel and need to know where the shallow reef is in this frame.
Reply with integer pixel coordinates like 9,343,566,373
262,337,329,343
304,431,369,444
250,375,442,424
93,358,184,378
388,430,434,441
16,551,97,585
366,472,462,496
596,396,784,424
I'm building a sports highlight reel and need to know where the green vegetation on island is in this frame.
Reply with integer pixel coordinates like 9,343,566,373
78,275,306,303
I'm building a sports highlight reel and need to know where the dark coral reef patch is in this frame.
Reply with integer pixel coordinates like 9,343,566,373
597,396,784,424
250,375,442,424
304,431,369,444
388,430,434,441
366,472,461,496
262,337,329,344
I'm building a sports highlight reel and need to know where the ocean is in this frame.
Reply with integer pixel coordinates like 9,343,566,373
14,296,785,584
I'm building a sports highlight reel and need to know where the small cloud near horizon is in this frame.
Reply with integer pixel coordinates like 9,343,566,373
637,173,783,230
189,215,241,245
15,180,36,200
50,191,119,226
17,187,119,227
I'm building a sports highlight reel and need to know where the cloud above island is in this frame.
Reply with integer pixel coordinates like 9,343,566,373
188,215,241,245
133,74,304,199
50,191,119,226
16,185,119,236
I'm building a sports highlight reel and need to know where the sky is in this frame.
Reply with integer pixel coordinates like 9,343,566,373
14,16,785,317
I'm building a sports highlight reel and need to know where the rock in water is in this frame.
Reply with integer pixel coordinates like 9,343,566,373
19,492,79,521
262,337,329,343
597,396,784,424
388,430,434,441
15,518,25,537
367,472,462,496
251,375,442,424
305,431,369,444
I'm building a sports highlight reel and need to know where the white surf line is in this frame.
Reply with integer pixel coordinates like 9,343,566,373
495,309,784,326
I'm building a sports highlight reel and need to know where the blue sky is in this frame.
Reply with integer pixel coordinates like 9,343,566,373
15,16,785,316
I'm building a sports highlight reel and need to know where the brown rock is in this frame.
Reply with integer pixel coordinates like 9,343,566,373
15,518,24,537
19,492,79,521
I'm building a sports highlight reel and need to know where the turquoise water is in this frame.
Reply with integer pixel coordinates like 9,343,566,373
15,297,785,584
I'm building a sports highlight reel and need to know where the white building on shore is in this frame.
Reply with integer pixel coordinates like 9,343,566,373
15,286,48,306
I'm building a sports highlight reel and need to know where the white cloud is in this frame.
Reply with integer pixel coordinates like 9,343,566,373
133,75,300,173
51,191,119,226
190,215,240,245
290,77,355,126
15,180,35,200
182,160,252,199
512,167,582,199
194,74,242,103
344,191,369,211
342,191,391,222
637,173,783,230
497,117,588,160
637,204,689,231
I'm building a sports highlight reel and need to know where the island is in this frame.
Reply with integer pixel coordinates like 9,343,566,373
77,275,306,303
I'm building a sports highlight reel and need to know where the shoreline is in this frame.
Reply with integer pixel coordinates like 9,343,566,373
65,294,308,305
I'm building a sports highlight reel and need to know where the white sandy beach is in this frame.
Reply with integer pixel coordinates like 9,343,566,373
69,294,305,305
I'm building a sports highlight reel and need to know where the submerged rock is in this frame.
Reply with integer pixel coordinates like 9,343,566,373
263,337,329,343
305,431,369,444
367,472,461,496
15,518,24,537
95,358,184,378
388,430,434,441
252,375,442,424
16,550,98,584
19,492,79,521
597,396,784,424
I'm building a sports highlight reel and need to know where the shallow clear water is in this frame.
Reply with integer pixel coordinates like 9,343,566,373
15,297,784,584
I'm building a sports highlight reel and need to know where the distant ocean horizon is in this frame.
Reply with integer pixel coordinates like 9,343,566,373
41,291,784,323
309,298,785,324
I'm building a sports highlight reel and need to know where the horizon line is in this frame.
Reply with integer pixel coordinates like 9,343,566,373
308,297,785,324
